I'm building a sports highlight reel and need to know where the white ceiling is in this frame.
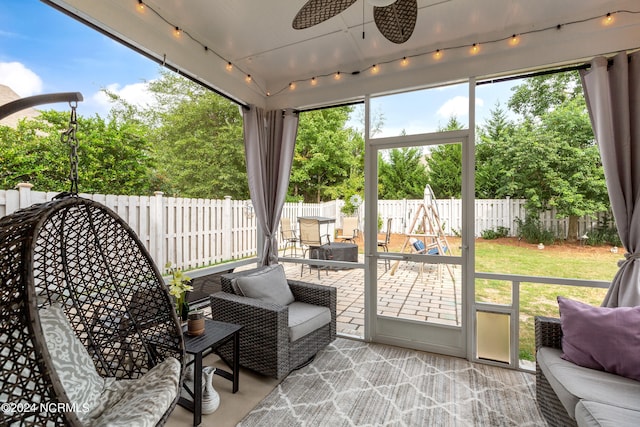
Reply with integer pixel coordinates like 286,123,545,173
45,0,640,110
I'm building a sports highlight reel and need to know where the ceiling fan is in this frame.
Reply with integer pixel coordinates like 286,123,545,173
292,0,418,44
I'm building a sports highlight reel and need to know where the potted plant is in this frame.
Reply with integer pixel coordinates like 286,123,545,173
166,263,193,321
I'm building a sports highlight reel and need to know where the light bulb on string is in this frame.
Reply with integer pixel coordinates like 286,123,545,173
433,49,443,60
470,43,480,55
602,12,615,26
173,27,182,38
136,0,145,12
509,34,520,46
371,64,379,74
334,71,341,80
311,77,317,86
400,57,409,67
226,62,233,71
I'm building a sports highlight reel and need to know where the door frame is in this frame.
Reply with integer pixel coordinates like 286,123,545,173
362,81,476,358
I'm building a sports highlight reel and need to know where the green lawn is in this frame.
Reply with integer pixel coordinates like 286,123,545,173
474,239,619,361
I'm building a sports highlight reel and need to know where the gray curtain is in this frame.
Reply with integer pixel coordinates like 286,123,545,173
580,51,640,306
243,106,299,266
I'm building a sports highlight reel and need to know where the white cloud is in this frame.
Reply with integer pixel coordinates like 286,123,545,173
0,62,43,96
437,96,484,119
92,81,156,111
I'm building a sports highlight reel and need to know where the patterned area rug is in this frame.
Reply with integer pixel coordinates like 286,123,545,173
239,338,545,426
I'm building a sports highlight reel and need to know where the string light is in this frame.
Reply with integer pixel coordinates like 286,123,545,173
132,2,636,97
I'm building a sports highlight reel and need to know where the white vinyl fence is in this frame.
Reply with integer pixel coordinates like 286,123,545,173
1,184,610,271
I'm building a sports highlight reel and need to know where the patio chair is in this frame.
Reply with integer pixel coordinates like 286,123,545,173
337,216,359,243
210,265,336,379
377,218,392,271
299,217,332,278
280,217,299,257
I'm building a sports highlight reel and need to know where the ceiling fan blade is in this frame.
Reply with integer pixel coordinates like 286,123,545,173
293,0,358,30
373,0,417,44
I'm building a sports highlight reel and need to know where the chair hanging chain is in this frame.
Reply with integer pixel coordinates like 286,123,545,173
60,101,79,195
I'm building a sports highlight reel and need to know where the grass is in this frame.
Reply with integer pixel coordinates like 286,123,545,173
474,238,618,361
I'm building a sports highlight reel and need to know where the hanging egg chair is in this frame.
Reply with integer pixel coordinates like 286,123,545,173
0,93,185,426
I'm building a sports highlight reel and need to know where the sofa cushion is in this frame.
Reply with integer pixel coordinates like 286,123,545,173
234,265,295,306
576,400,640,427
40,304,105,422
288,301,331,342
537,347,640,418
558,296,640,381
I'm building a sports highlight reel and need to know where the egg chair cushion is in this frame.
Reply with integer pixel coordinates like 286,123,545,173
84,357,181,427
40,303,105,420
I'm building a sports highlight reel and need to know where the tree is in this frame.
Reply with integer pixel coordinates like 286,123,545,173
476,103,516,198
479,73,608,240
425,116,464,198
290,106,362,203
0,111,157,195
378,147,428,199
137,71,247,199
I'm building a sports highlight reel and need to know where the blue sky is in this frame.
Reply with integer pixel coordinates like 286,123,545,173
0,0,160,117
1,0,519,132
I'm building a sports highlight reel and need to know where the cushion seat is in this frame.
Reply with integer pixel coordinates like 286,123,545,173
288,301,331,342
537,347,640,418
40,304,180,426
576,400,640,427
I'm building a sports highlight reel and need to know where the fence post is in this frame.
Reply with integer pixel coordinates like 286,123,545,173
16,182,33,209
222,196,232,260
151,191,164,269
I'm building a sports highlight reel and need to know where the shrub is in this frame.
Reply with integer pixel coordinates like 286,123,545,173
480,226,510,240
515,215,555,245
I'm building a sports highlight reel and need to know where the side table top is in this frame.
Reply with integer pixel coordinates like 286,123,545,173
182,319,242,354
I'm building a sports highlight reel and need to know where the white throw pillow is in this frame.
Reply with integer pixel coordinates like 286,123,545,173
235,265,295,306
40,304,104,420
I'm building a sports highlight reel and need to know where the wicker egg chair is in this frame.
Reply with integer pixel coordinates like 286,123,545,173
0,194,186,426
0,92,185,426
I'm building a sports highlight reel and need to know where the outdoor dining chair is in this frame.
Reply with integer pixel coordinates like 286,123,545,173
337,216,359,243
298,217,331,278
377,218,392,271
280,217,300,257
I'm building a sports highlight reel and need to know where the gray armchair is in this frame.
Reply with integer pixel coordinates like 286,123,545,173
210,266,336,379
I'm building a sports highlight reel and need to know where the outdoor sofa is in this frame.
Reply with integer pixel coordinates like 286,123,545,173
535,298,640,426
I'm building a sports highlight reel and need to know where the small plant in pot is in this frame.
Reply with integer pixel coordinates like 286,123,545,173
166,263,193,321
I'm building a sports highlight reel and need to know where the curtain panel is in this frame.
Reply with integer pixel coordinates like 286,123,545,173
243,106,299,266
580,50,640,306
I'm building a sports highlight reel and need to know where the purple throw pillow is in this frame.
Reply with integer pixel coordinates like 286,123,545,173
557,296,640,381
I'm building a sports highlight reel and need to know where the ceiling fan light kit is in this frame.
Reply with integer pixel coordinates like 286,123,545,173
293,0,417,44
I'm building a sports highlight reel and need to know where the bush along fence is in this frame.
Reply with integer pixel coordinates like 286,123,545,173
1,184,612,271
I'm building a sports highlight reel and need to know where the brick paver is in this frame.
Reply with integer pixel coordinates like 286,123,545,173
271,255,462,337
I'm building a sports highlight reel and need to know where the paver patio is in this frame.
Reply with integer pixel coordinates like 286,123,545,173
271,253,462,338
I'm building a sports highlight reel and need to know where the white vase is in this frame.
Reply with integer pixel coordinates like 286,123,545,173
201,366,220,414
